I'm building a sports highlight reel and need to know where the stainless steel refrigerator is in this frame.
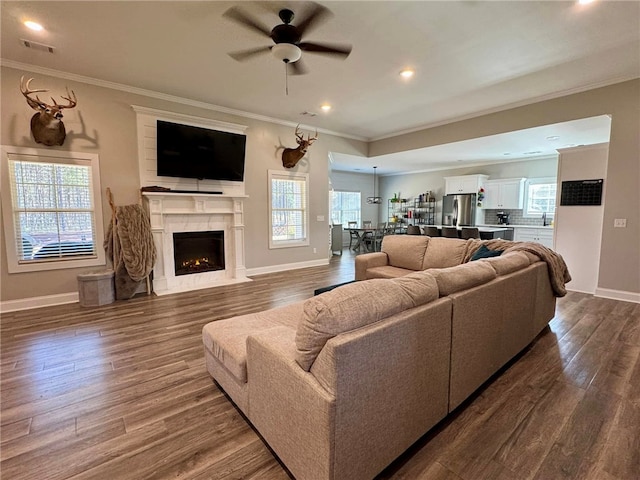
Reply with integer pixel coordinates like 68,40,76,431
442,194,477,227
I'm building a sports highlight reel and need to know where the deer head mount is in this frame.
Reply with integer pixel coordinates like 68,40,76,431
20,76,77,146
282,125,318,168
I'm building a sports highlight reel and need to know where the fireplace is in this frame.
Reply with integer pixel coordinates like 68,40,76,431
173,231,225,276
141,191,249,295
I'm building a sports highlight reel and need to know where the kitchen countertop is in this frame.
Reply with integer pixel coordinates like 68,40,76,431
434,226,509,232
480,224,554,230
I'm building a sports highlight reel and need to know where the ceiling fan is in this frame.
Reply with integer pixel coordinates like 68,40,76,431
223,3,352,76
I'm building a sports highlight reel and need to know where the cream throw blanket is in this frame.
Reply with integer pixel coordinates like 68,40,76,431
104,204,156,299
463,239,572,297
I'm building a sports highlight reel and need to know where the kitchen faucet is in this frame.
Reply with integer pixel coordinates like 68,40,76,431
542,212,547,226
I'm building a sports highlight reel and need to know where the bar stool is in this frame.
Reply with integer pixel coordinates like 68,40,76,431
406,225,421,235
424,226,440,237
461,227,480,239
441,227,459,238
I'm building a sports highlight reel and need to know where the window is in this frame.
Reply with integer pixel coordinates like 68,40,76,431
269,170,309,248
524,177,557,218
1,146,105,273
330,191,361,225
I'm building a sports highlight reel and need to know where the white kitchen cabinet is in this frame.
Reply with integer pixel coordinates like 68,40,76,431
444,174,488,195
514,227,554,248
483,178,525,209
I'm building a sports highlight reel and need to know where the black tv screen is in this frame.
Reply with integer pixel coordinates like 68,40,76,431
156,120,246,182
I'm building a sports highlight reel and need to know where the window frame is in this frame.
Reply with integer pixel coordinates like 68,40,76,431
330,190,361,226
268,170,310,249
523,177,557,218
1,145,106,273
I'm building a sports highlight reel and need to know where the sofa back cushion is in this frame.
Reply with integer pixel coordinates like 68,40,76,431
295,273,439,371
422,237,468,269
483,251,531,275
429,261,497,296
381,235,429,271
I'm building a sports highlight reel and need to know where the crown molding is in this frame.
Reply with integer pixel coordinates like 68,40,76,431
1,59,367,142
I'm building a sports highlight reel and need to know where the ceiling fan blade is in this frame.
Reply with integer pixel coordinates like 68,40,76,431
223,7,272,38
289,59,309,76
298,42,352,58
228,46,272,62
295,4,332,37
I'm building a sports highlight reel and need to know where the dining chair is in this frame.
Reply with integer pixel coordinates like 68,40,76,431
362,220,373,228
441,227,459,238
424,226,440,237
370,223,388,251
461,227,480,239
347,221,359,250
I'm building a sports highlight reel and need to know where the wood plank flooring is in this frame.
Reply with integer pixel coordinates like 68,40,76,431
1,251,639,480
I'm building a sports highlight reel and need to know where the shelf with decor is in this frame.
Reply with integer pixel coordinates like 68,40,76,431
388,198,408,226
411,196,436,225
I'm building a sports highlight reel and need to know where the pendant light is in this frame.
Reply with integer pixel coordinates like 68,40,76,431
367,166,382,204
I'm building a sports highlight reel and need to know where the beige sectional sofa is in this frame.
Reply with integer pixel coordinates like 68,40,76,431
202,235,566,480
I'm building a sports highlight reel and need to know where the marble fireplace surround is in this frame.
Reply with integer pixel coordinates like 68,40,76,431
142,192,250,296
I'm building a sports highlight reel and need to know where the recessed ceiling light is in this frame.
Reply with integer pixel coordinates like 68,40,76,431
399,69,415,79
578,0,595,5
320,104,331,112
24,20,43,31
546,135,560,141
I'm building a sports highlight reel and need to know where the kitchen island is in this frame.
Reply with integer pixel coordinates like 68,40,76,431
431,226,511,239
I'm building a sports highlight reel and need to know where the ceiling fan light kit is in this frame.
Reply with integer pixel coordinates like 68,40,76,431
272,43,302,64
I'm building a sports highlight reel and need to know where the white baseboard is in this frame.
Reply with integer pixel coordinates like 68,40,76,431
247,258,329,277
1,260,330,312
1,292,79,313
594,287,640,304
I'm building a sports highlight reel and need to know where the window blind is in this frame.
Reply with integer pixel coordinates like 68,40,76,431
8,156,97,263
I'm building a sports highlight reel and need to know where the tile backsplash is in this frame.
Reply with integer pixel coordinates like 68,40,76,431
483,209,548,226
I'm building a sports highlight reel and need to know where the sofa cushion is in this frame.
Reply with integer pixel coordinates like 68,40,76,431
202,303,303,383
470,245,502,261
295,274,439,371
422,237,468,269
429,261,497,296
381,235,429,271
366,265,414,279
482,251,531,275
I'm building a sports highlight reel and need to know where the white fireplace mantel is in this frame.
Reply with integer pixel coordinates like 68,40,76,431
142,192,250,295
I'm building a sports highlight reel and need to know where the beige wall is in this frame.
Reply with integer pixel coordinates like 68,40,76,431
0,66,367,303
2,67,637,302
371,79,640,296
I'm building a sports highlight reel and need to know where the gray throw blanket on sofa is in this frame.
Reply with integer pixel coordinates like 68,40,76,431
104,204,156,300
463,239,572,297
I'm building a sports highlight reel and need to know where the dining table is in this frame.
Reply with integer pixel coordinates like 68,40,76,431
344,227,379,252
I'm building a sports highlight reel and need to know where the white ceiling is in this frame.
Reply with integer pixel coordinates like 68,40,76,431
1,1,638,174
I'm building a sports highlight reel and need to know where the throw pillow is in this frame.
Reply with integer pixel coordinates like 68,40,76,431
470,244,502,261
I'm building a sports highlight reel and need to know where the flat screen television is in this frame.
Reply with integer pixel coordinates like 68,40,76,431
156,120,246,182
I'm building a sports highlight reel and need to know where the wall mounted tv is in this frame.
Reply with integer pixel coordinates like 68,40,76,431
156,120,246,182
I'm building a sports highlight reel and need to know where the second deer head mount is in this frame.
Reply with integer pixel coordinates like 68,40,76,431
282,124,318,168
20,76,77,146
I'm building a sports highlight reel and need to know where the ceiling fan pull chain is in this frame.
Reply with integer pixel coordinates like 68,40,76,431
285,62,289,96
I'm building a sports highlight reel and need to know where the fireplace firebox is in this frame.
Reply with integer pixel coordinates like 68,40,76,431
173,231,225,276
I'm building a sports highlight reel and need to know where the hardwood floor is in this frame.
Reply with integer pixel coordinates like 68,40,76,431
1,251,638,479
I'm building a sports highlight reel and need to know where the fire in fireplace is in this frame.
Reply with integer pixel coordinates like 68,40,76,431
173,231,225,276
